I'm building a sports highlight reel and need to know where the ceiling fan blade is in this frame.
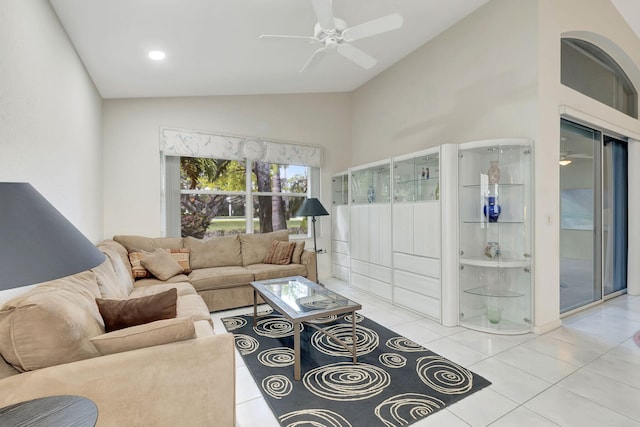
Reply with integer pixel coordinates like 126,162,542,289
337,43,377,69
259,34,318,43
312,0,335,32
342,13,403,42
300,47,328,72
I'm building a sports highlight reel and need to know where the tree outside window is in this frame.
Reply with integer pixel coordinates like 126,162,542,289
180,157,308,239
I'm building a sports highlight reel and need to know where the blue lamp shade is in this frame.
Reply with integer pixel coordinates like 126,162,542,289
296,198,329,217
0,183,105,291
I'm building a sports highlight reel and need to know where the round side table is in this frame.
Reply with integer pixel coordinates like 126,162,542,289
0,395,97,426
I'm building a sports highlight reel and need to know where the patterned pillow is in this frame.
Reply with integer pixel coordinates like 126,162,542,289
129,249,191,279
263,240,296,265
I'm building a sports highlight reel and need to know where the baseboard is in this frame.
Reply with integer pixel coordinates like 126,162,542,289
533,318,563,335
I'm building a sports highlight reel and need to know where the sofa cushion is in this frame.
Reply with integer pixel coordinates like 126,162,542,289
177,294,213,322
246,263,308,281
91,257,129,299
141,249,184,281
133,274,190,288
113,235,184,252
96,288,178,332
185,235,242,269
98,241,134,294
263,240,296,265
129,282,196,298
292,241,306,264
0,271,104,372
90,317,195,356
239,230,289,266
188,267,255,292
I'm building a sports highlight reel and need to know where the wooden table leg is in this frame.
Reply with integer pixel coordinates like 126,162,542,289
294,321,301,380
351,310,357,364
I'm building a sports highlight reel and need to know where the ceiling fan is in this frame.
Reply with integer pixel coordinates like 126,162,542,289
559,151,593,166
259,0,403,72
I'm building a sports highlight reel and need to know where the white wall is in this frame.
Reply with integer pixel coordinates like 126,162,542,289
0,0,103,242
102,93,351,280
351,0,538,164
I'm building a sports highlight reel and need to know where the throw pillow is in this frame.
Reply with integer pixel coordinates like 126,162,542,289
292,240,305,264
140,249,184,281
129,249,191,279
96,288,177,332
263,240,296,265
90,317,195,355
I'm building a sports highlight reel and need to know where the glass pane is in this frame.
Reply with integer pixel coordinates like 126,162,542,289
181,194,246,239
251,162,308,194
180,158,246,191
560,119,600,313
603,137,628,295
253,195,307,235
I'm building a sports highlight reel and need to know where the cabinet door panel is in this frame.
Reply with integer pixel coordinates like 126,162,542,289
378,205,392,266
394,287,441,320
393,253,440,278
370,278,392,301
351,259,369,276
414,203,440,258
392,204,413,254
332,205,350,242
332,240,349,256
369,264,392,283
351,273,370,292
394,270,441,299
350,206,369,261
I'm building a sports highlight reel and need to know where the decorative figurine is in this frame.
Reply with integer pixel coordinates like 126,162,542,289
484,241,501,258
487,160,501,184
484,196,501,222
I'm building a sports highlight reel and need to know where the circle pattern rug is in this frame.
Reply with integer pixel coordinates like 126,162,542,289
223,312,491,427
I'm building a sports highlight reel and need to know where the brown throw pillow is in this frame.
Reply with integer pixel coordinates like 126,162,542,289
263,240,296,265
96,288,178,332
129,249,191,279
140,248,184,281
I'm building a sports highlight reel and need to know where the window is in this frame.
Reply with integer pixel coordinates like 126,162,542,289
561,38,638,118
177,157,310,239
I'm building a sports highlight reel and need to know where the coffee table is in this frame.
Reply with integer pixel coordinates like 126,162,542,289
0,395,98,426
251,276,362,380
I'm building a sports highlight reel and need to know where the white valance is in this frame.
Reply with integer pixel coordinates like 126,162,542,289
160,127,323,167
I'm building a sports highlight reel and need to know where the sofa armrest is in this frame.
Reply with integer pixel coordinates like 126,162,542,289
0,334,235,427
300,249,317,282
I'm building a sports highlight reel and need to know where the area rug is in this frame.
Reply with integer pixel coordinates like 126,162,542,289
223,310,490,427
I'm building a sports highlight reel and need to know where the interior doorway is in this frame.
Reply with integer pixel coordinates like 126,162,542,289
559,119,628,314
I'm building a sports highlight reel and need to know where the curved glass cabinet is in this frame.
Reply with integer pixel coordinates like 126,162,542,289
332,173,349,206
458,139,533,334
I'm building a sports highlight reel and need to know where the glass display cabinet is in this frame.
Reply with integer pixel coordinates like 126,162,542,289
393,150,440,202
332,173,349,205
351,161,391,204
458,139,533,334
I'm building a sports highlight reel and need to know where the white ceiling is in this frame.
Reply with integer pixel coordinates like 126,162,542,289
49,0,489,99
49,0,640,100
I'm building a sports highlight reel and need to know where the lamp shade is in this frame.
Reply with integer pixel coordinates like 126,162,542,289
0,183,105,291
296,198,329,217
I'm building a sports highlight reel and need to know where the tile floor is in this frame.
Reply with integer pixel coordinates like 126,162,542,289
211,278,640,427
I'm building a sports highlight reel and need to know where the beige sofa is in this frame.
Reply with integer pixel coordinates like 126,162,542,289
0,240,235,426
113,230,318,312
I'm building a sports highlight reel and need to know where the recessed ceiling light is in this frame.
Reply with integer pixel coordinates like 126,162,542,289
148,50,166,61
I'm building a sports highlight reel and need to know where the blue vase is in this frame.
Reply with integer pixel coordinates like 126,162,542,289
484,196,501,222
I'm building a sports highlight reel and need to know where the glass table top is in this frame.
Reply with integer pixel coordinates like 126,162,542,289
251,276,361,320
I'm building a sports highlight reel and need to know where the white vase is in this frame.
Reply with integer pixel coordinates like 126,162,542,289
487,160,501,185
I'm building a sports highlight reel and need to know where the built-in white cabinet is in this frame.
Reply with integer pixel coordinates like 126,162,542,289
331,173,350,281
349,161,392,302
392,148,442,320
458,139,533,334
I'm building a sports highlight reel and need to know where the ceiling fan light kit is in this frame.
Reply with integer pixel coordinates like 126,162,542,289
259,0,403,72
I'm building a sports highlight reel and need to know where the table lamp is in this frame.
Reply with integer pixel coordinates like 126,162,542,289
296,197,329,283
0,183,105,292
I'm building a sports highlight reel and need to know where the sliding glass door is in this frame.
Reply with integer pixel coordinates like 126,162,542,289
559,119,628,313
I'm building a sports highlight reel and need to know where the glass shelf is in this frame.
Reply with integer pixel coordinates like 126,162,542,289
464,286,523,298
460,257,530,268
393,152,439,202
332,174,349,205
351,163,391,204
